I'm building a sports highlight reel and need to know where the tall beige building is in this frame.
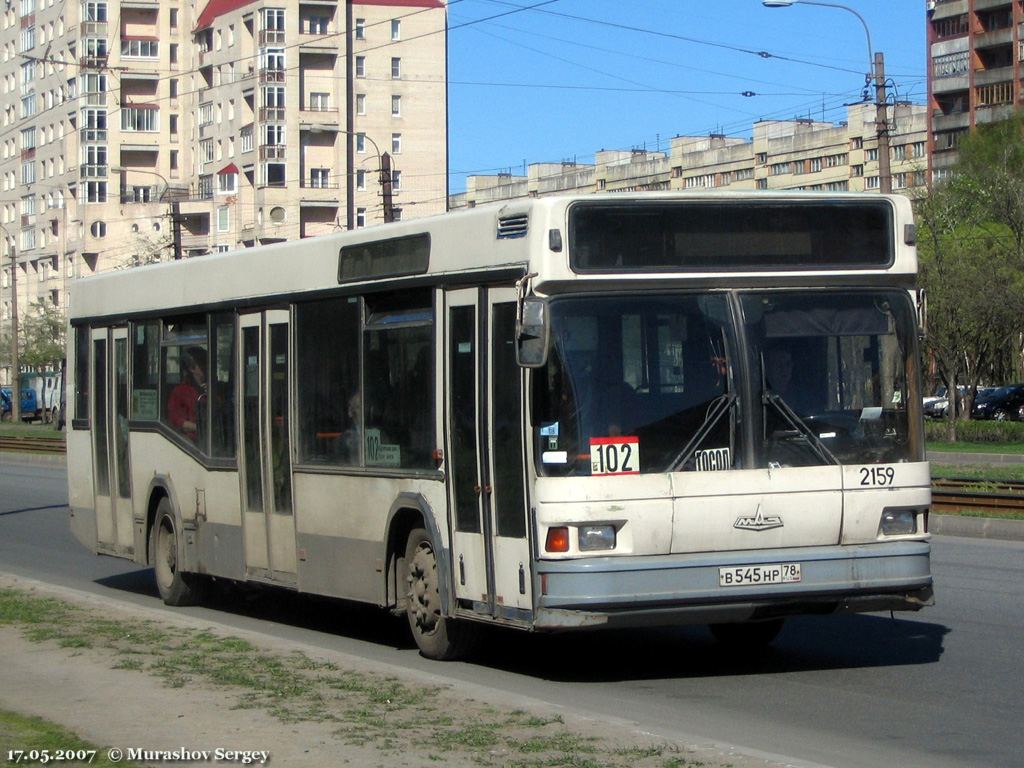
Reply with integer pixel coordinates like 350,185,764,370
1,0,447,385
452,103,929,209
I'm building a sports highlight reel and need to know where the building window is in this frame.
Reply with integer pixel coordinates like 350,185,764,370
808,158,822,173
770,162,791,176
21,161,35,184
977,82,1013,106
217,171,237,194
84,180,107,202
391,170,401,190
198,102,213,126
391,133,402,153
892,145,906,161
391,57,401,79
355,18,365,39
391,19,401,40
356,133,366,153
356,208,366,228
850,136,863,150
309,92,330,111
90,221,106,237
85,1,107,22
356,169,366,190
121,38,158,57
217,206,230,232
851,164,864,177
241,126,253,153
308,15,329,34
310,168,330,188
391,95,401,117
355,56,365,77
356,93,366,115
121,106,158,132
865,176,880,190
866,148,878,162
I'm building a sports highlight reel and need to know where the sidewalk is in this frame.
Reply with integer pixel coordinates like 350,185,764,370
0,574,789,768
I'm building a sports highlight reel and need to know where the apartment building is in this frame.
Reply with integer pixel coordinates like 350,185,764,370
927,0,1023,179
452,103,928,209
0,0,446,386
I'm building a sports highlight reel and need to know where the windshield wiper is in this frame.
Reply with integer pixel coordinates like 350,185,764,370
668,392,736,472
763,392,839,466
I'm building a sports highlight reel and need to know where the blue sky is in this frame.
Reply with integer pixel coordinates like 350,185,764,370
445,0,926,192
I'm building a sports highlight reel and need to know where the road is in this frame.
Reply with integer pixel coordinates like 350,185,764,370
2,454,1022,768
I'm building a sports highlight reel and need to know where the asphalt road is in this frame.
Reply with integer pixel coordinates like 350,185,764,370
1,454,1022,768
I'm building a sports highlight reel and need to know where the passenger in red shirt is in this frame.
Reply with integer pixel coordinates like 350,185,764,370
168,347,206,442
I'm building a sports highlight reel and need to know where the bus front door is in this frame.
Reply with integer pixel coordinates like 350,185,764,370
445,288,533,622
239,311,296,585
91,327,134,555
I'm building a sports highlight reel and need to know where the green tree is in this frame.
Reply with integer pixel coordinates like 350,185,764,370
20,301,65,371
917,113,1024,436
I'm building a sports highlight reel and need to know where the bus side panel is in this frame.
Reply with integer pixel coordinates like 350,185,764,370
128,433,244,576
292,472,449,605
67,429,97,552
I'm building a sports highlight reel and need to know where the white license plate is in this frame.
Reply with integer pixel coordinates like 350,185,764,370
719,563,802,587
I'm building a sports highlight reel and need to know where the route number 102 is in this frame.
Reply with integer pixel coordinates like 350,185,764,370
590,436,641,476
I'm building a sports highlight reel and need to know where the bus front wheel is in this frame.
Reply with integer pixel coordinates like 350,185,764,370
150,499,204,606
404,527,473,660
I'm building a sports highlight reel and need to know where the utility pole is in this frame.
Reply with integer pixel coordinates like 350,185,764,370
380,152,395,223
171,198,183,259
874,52,892,194
8,239,19,422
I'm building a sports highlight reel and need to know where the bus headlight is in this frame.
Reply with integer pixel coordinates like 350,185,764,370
578,524,616,551
880,508,917,536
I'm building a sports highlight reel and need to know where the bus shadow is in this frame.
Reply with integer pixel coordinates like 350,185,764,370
95,570,947,681
94,570,414,650
468,613,949,682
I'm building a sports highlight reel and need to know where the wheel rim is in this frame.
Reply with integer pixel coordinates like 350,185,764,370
408,540,440,636
155,518,177,591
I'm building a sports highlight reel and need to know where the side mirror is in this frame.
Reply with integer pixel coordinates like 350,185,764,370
516,297,549,368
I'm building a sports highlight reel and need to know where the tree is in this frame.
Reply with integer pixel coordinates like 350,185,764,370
917,113,1024,436
20,301,65,371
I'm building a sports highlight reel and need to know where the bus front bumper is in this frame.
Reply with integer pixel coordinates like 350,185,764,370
533,540,933,630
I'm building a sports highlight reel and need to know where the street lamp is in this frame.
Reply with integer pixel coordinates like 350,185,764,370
762,0,891,192
112,166,183,260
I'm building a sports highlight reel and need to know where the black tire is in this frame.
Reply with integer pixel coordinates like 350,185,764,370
404,527,473,660
150,498,204,606
710,618,785,648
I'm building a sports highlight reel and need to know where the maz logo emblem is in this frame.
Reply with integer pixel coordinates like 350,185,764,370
734,505,783,532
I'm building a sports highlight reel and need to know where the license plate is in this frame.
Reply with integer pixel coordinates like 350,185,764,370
719,563,802,587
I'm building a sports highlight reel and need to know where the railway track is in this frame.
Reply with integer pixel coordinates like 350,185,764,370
0,439,1019,512
0,435,66,455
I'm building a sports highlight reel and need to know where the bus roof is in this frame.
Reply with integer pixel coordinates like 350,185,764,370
69,192,917,322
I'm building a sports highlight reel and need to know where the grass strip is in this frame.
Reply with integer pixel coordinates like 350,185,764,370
0,588,714,768
0,709,143,767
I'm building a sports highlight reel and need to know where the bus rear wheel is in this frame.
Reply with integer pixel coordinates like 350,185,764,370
710,618,785,649
150,499,204,606
405,527,473,660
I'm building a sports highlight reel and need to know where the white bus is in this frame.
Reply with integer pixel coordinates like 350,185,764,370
68,193,933,659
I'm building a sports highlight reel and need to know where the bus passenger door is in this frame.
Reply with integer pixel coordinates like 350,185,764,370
239,311,296,584
91,327,134,554
445,288,532,620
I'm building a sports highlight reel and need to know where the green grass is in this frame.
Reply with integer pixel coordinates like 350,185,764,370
931,463,1024,482
0,709,144,767
0,587,705,768
0,421,64,439
928,440,1024,455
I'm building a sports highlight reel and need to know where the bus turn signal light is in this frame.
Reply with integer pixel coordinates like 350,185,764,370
545,526,570,553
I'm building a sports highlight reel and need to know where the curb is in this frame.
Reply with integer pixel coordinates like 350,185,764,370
928,450,1024,465
930,513,1024,541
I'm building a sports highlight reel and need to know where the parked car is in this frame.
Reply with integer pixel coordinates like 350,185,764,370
971,384,1024,421
0,386,38,422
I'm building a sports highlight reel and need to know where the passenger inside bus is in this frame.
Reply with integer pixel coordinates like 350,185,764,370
167,347,206,443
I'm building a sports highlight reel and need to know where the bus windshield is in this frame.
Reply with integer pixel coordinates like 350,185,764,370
532,290,918,476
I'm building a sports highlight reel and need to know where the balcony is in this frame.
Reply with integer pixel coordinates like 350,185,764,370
259,106,286,122
975,28,1012,49
79,21,107,36
258,29,285,45
258,68,286,84
932,111,971,131
79,55,108,69
259,144,287,160
80,164,108,178
974,66,1014,86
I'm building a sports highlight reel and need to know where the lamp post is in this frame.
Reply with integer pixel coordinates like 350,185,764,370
112,166,182,260
0,223,19,422
762,0,891,192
